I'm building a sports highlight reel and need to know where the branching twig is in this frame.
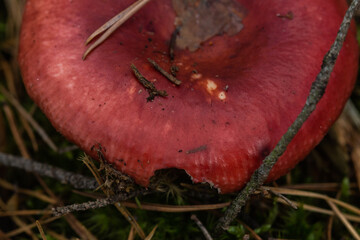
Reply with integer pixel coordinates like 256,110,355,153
52,190,149,216
131,64,168,101
261,186,298,210
0,152,99,190
214,0,360,235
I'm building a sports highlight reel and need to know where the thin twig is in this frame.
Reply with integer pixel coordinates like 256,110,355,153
147,58,182,85
0,152,99,190
191,214,213,240
83,0,152,59
262,187,297,209
214,0,360,234
169,27,179,60
52,190,148,216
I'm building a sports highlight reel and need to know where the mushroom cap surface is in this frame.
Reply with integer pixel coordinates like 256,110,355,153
19,0,358,193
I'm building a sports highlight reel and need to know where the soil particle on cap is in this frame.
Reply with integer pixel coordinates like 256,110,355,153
276,11,294,20
170,65,179,76
186,145,208,154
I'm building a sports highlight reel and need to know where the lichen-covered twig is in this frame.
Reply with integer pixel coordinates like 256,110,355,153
0,152,98,190
214,0,360,235
52,189,150,216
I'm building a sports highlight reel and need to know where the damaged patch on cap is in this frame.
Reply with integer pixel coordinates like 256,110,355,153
172,0,246,51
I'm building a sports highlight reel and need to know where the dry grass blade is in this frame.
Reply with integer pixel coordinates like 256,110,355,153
0,178,57,204
83,0,152,59
127,226,136,240
0,196,39,240
0,209,52,217
269,187,360,216
327,215,334,240
46,230,68,240
113,202,146,239
0,110,6,152
85,0,150,44
82,155,146,239
0,57,38,151
0,230,10,240
19,116,39,152
0,58,17,99
271,196,360,223
327,200,360,240
4,216,60,238
4,0,25,39
351,146,360,191
2,104,30,158
72,189,105,199
236,220,262,240
284,182,357,192
144,224,158,240
121,201,230,212
64,214,98,240
36,220,48,240
81,155,104,189
0,85,58,152
332,103,360,191
32,163,98,240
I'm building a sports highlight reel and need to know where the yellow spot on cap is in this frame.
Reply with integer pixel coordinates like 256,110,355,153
207,79,217,93
218,91,226,100
191,73,202,80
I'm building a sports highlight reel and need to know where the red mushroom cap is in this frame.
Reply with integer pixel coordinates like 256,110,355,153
19,0,358,193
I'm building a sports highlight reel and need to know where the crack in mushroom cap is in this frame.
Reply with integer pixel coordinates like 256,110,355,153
19,0,358,193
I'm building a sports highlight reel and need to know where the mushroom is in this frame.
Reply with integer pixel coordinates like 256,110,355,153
18,0,358,193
